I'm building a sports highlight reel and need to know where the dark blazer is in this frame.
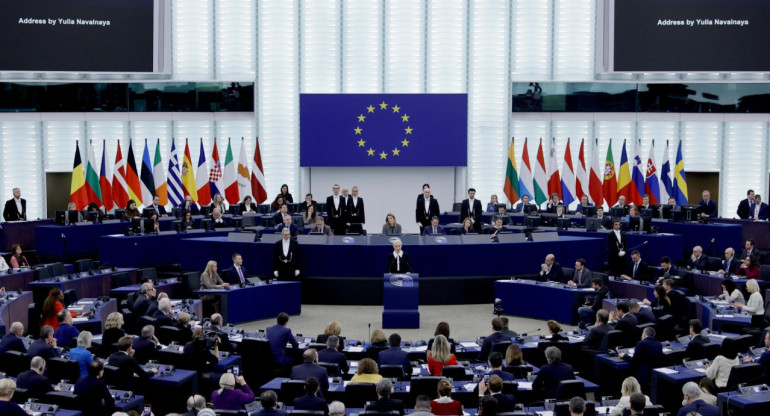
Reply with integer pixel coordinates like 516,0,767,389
147,204,168,217
152,310,175,328
478,331,508,361
27,338,59,360
74,375,115,416
721,258,740,276
0,333,26,354
539,262,565,283
266,324,298,366
514,202,534,213
255,408,289,416
347,197,365,224
131,337,157,364
596,214,613,229
608,230,628,276
687,256,709,271
737,198,753,220
132,294,154,317
318,347,349,375
3,198,26,221
487,368,515,381
415,195,440,228
387,252,412,274
489,392,517,412
699,200,718,218
625,336,664,385
276,223,300,238
590,286,610,313
209,326,234,352
571,267,593,288
238,202,259,214
654,266,680,282
183,203,200,215
750,202,770,220
101,328,126,348
684,334,711,358
633,308,656,324
625,260,651,282
614,313,638,346
15,369,53,399
365,397,406,416
677,400,719,416
378,347,412,376
532,362,576,399
106,351,154,390
422,225,445,235
225,265,249,285
309,225,334,235
273,239,300,280
460,198,484,233
291,363,329,393
583,323,611,350
294,394,329,415
574,203,594,215
326,195,347,221
300,201,317,212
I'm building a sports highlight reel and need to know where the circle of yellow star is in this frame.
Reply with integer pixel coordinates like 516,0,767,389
401,138,410,147
379,151,388,159
367,148,375,156
367,105,375,113
404,126,413,135
354,126,362,135
357,114,366,122
391,105,400,113
357,139,366,147
379,101,388,110
401,114,410,122
392,148,400,156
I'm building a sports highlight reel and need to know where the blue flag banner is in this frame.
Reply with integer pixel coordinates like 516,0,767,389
300,94,467,167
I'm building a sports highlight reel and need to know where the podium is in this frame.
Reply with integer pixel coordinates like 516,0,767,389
382,273,419,328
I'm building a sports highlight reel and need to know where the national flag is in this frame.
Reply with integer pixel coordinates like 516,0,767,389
547,138,561,200
673,140,688,205
153,139,168,206
533,138,548,206
84,140,102,206
503,138,520,204
617,140,632,204
660,140,673,203
575,139,588,202
99,140,113,212
630,139,645,205
223,138,239,204
644,141,661,205
251,137,268,204
69,140,88,210
602,140,618,206
560,138,576,206
589,139,603,206
167,139,184,207
112,141,129,209
208,139,224,199
181,139,197,202
519,138,534,202
196,139,211,205
125,140,142,205
140,139,156,206
237,138,251,201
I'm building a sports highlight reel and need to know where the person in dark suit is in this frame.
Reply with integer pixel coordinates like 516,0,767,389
27,326,60,360
273,204,290,224
718,248,740,277
347,186,365,225
152,298,176,327
132,325,159,364
654,256,680,283
415,187,440,235
273,228,300,280
478,318,507,361
301,193,317,212
620,327,664,385
3,188,26,221
544,193,562,214
0,322,26,354
460,188,484,233
611,302,639,347
133,282,157,317
686,246,709,271
182,195,200,215
742,330,770,379
326,184,347,235
378,333,412,377
387,239,412,274
678,381,720,416
621,250,651,282
593,206,613,229
737,189,755,220
749,194,770,221
422,216,445,235
567,258,592,288
15,357,53,399
276,214,300,238
74,361,115,416
684,319,710,358
293,377,329,415
484,352,515,381
538,254,565,283
514,194,535,213
317,335,349,376
266,313,298,366
578,278,609,329
238,195,259,214
255,390,289,416
207,313,234,352
608,219,628,276
582,309,611,350
106,336,156,390
211,207,227,228
629,301,656,324
225,253,249,285
478,374,516,412
291,349,329,395
533,346,576,399
309,216,334,236
148,195,168,217
365,378,406,416
698,190,718,219
574,195,594,216
181,327,220,375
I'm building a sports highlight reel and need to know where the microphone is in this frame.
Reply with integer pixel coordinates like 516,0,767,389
520,328,541,337
368,323,371,344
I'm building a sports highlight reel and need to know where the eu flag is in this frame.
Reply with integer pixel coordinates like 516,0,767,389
300,94,467,167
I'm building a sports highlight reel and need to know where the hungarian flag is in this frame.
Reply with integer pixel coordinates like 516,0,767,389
237,138,252,201
602,140,618,206
208,139,224,199
546,138,561,200
519,138,534,202
533,138,548,206
251,137,268,204
99,140,114,211
112,141,129,209
560,138,576,206
617,140,632,204
223,138,239,204
196,139,211,205
503,138,520,205
125,140,143,205
69,140,88,210
85,140,102,206
153,139,168,206
140,139,156,205
181,139,198,201
589,139,603,206
575,139,588,201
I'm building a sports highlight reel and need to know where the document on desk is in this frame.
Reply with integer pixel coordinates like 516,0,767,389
72,317,89,323
716,314,734,318
580,288,594,292
694,368,707,374
655,367,678,375
535,412,553,416
460,342,478,348
709,334,727,339
517,381,533,390
463,383,476,391
413,345,428,352
348,346,364,352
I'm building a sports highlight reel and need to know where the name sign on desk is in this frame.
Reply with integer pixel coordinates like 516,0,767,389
388,274,414,287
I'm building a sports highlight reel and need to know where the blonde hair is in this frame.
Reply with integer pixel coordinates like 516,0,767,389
356,358,378,375
105,312,124,330
177,312,191,326
746,278,760,293
204,260,218,276
505,344,524,366
218,372,236,393
0,378,16,397
324,321,342,336
437,378,452,397
621,376,642,396
370,329,387,345
431,335,452,364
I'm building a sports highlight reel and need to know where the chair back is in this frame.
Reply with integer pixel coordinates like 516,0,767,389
501,381,519,395
280,379,307,405
379,364,406,380
344,382,378,407
11,388,29,405
0,350,30,377
27,303,41,338
503,365,532,379
138,268,158,283
554,379,586,400
725,362,764,391
63,289,78,307
156,325,183,345
440,365,471,381
409,376,441,400
318,362,340,377
601,330,624,351
43,391,82,411
184,271,201,294
111,272,131,288
491,341,512,355
46,357,81,384
74,259,93,273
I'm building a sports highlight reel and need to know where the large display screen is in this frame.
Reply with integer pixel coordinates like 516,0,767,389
613,0,770,72
0,0,163,73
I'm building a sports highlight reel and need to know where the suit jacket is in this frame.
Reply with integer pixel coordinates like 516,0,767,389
132,337,157,364
294,394,329,415
309,225,334,236
387,252,412,274
291,363,329,393
532,362,576,399
27,338,59,360
148,204,167,217
273,239,300,276
3,198,26,221
74,375,115,416
583,322,611,350
626,337,664,384
590,286,610,313
326,195,347,222
225,265,249,285
183,203,200,215
365,397,406,416
737,198,753,220
677,400,719,416
0,333,26,354
460,198,483,233
489,392,516,412
422,225,445,235
721,258,740,276
318,347,349,375
596,214,613,229
625,260,651,282
684,334,711,358
633,308,656,324
539,262,565,283
614,313,638,346
15,369,53,399
687,256,709,271
106,351,154,389
750,202,770,220
608,230,628,259
133,294,154,317
238,202,259,214
276,223,300,237
571,268,593,288
514,202,534,213
415,195,440,227
208,326,234,352
347,197,365,223
654,266,680,282
575,203,594,215
378,347,413,376
699,200,718,218
478,331,508,361
151,310,175,328
266,324,298,366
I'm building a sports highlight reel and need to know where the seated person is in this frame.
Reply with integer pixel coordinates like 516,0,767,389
181,327,220,372
276,214,299,238
611,302,638,346
567,258,592,288
364,378,405,416
106,336,157,390
211,207,226,228
102,312,126,348
538,253,565,282
427,335,458,377
594,206,613,229
457,217,475,235
483,352,514,381
309,216,334,235
70,331,97,379
478,318,507,361
175,312,194,345
0,322,25,354
422,216,445,235
487,195,499,213
301,193,317,212
686,246,709,271
180,209,195,230
547,320,568,342
717,247,740,277
505,344,526,367
716,278,745,305
477,375,516,412
152,298,176,327
378,333,412,377
620,328,664,386
684,319,711,358
574,195,593,216
27,325,60,360
545,193,562,214
182,195,200,215
382,213,402,236
132,325,159,364
53,309,80,348
239,195,259,214
291,349,329,395
643,285,675,317
273,204,290,224
486,217,507,238
317,335,348,376
208,313,234,352
74,361,115,416
431,378,463,416
629,301,656,324
698,190,718,219
350,358,382,384
749,194,769,221
609,377,652,416
211,372,255,411
577,279,609,329
15,357,54,399
293,377,329,415
735,254,761,279
620,250,651,282
654,256,679,282
582,309,611,350
225,253,249,286
679,381,720,416
532,346,575,398
514,194,534,213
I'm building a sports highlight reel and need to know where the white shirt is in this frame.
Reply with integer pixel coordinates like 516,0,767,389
424,199,430,213
754,204,761,218
393,251,402,270
468,198,475,214
744,292,765,315
282,239,291,256
333,195,340,209
14,197,22,214
351,196,358,208
613,229,622,242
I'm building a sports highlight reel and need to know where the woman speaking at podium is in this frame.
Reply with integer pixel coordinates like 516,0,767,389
387,239,412,273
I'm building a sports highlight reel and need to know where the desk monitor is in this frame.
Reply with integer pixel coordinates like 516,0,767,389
67,210,80,225
531,232,559,242
260,233,282,244
661,205,673,219
580,205,597,217
131,217,142,234
627,216,651,233
199,206,211,216
230,218,243,229
556,217,571,230
680,205,700,221
493,214,511,225
609,206,626,218
227,232,258,243
228,205,240,215
640,208,654,218
540,213,557,227
522,204,536,215
199,218,212,231
54,210,66,225
585,217,602,232
523,215,541,229
496,233,528,243
142,208,155,218
114,209,125,221
86,211,99,224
